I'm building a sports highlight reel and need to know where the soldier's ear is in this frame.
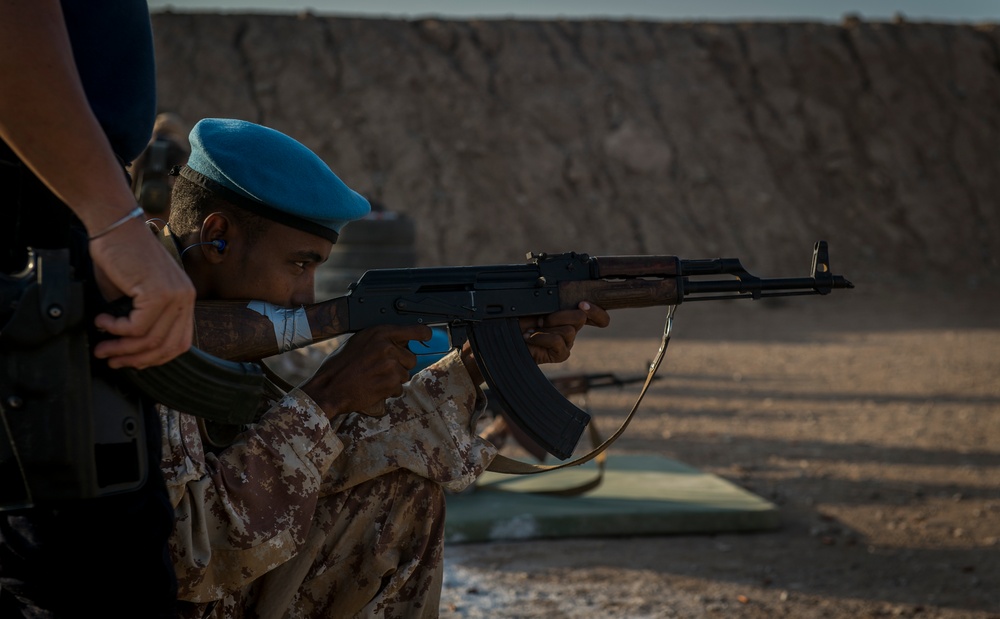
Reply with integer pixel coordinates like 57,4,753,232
199,212,232,264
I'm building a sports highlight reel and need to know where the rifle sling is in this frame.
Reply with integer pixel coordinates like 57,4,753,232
481,305,677,491
480,417,607,496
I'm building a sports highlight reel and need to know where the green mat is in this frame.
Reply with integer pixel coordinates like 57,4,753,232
444,454,780,544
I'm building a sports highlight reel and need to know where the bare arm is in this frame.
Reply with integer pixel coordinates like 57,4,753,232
0,0,195,369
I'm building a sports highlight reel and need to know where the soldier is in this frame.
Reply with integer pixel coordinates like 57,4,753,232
159,118,609,618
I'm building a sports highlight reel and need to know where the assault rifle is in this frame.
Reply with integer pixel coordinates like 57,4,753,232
193,241,852,460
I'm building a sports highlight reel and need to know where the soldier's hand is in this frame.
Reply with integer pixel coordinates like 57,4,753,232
90,220,196,369
521,301,611,365
301,324,433,419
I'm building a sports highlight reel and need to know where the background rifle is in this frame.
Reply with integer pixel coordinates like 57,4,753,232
193,241,853,460
483,371,658,461
546,372,653,397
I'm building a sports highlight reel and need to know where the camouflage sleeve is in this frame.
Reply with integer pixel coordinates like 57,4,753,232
159,388,343,603
321,350,498,496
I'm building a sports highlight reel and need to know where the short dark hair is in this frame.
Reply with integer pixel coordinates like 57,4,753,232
168,174,271,247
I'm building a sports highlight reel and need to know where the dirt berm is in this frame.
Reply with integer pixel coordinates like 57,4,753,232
151,12,999,284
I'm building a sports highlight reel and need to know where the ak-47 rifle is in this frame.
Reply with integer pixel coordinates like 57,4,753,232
192,241,853,461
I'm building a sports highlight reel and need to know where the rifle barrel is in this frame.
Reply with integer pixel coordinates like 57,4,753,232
682,274,853,300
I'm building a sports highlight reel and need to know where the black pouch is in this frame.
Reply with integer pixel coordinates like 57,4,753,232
0,248,147,510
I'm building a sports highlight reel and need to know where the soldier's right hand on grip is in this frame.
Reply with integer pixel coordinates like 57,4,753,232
301,324,433,419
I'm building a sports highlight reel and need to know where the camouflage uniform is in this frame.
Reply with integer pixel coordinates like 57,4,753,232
159,350,496,618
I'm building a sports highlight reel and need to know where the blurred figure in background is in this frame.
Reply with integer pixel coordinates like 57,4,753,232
131,112,190,219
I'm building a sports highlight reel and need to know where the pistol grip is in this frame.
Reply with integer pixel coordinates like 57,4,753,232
467,317,590,460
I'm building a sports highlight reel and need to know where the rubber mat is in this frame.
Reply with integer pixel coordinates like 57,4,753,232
444,454,780,544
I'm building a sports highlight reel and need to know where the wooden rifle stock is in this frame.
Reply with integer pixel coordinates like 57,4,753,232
193,297,350,362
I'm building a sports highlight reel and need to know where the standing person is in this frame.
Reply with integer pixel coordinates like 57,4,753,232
159,118,610,618
0,1,195,617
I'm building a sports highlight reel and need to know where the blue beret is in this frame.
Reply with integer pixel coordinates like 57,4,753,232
181,118,369,242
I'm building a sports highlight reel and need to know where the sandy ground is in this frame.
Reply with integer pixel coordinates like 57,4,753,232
437,278,1000,618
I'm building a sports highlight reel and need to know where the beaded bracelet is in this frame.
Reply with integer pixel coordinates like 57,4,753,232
88,206,145,241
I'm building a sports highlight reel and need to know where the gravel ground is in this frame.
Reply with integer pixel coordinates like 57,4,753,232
439,279,1000,619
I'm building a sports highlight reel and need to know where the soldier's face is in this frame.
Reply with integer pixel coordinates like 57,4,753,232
217,223,332,306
